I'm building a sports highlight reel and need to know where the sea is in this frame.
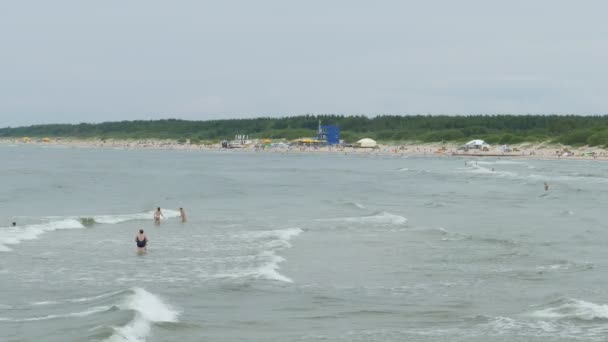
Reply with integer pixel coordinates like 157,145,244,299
1,144,608,341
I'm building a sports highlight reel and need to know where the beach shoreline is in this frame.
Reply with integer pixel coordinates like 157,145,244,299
2,137,607,161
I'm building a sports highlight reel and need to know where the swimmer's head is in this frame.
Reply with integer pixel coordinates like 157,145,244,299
139,229,144,234
12,222,16,226
157,207,161,211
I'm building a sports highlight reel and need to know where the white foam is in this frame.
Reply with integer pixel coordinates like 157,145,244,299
353,202,366,209
465,165,518,177
254,251,292,283
105,288,179,342
321,212,408,226
69,289,127,303
239,227,303,246
227,228,302,283
481,316,567,336
252,228,301,282
31,300,60,306
0,305,111,322
531,299,608,320
211,253,293,283
344,200,367,209
0,219,84,251
30,289,126,306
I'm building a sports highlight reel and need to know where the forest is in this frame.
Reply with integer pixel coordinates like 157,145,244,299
2,115,608,146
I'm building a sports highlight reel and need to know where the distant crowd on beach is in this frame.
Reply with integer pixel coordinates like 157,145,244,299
3,138,608,161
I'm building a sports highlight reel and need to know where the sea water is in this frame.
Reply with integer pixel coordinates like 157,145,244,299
1,145,608,341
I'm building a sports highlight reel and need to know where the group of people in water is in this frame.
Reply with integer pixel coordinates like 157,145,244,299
135,207,187,253
464,160,550,192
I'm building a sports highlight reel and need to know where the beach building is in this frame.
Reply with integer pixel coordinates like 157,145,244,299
356,138,377,148
230,134,253,147
464,139,489,149
318,124,340,145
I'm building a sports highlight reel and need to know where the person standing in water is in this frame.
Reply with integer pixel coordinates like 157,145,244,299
179,207,187,223
544,182,549,191
135,229,148,253
154,207,164,224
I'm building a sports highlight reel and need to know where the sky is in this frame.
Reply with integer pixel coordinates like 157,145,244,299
0,0,607,127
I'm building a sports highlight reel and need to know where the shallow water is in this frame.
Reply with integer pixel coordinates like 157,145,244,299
1,146,608,341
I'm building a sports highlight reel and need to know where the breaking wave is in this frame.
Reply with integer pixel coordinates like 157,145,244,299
1,287,178,342
105,287,179,342
0,219,84,252
222,227,303,283
530,299,608,321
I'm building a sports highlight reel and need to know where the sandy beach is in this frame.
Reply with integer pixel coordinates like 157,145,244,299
2,137,607,161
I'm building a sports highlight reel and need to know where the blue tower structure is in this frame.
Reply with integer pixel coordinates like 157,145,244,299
318,121,340,145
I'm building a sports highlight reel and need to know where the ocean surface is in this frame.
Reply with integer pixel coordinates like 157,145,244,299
1,145,608,341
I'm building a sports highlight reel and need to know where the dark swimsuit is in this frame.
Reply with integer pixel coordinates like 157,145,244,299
136,237,147,248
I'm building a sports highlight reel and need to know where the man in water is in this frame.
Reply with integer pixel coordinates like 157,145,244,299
179,207,187,223
544,182,549,191
135,229,148,253
12,222,16,227
154,207,164,224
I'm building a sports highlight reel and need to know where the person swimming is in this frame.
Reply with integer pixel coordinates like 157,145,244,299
544,182,549,191
135,229,148,253
179,207,187,223
154,207,164,224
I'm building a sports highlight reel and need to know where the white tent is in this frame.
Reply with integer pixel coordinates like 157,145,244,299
464,139,488,149
356,138,377,148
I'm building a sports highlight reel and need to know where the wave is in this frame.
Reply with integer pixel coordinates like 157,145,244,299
251,251,293,283
246,228,302,283
319,212,408,226
530,299,608,321
343,201,367,209
222,228,303,283
1,287,177,342
238,227,303,248
463,165,518,177
462,164,608,185
105,287,179,342
433,227,471,241
535,261,595,273
0,305,113,322
476,315,606,340
0,210,182,252
31,289,128,306
0,218,84,251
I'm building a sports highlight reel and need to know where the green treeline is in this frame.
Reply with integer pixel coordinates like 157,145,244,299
2,115,608,146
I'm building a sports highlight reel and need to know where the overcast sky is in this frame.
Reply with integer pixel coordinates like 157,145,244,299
1,0,607,127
